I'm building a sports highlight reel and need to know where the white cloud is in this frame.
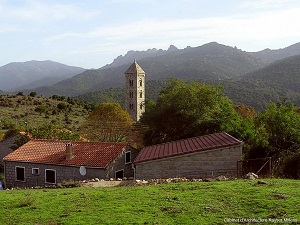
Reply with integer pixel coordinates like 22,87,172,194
0,0,102,22
44,5,300,49
240,0,300,9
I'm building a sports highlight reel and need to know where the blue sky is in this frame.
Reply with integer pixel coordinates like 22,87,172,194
1,0,300,69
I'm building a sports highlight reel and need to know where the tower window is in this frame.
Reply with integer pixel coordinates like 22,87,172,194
130,104,134,110
140,91,142,98
130,80,134,87
139,79,142,86
140,104,143,110
130,91,133,98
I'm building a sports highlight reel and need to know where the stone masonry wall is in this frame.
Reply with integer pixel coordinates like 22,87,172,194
135,146,242,180
4,161,107,189
106,146,139,179
4,147,139,189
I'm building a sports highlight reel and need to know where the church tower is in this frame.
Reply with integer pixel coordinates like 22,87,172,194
125,60,145,121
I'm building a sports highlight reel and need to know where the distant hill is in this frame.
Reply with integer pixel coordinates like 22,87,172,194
0,60,86,92
32,42,266,97
249,42,300,64
243,55,300,92
75,80,167,107
75,55,300,111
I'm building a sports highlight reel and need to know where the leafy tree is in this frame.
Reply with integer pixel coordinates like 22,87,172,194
235,104,256,118
140,79,243,145
256,103,300,157
30,123,81,141
80,103,133,142
3,125,20,140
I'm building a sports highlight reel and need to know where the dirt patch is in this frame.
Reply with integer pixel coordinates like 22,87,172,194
82,180,135,188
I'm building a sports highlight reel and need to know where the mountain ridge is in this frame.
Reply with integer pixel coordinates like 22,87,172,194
29,42,266,97
0,60,86,92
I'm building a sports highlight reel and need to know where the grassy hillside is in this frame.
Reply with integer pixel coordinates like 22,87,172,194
0,93,93,131
0,179,299,224
75,80,167,107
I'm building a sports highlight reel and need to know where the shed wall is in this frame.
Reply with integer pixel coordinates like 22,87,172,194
134,145,242,180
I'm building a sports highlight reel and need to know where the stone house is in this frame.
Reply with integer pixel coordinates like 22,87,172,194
133,132,243,180
3,139,138,188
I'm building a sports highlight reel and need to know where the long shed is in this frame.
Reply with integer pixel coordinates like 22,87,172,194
133,132,243,179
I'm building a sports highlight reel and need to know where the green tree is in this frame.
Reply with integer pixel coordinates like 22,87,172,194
80,103,133,142
140,79,243,145
256,103,300,156
30,123,81,141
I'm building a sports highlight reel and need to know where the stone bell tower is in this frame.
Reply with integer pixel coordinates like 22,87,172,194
125,60,145,121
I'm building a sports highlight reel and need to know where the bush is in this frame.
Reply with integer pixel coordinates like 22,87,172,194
35,105,48,113
29,92,37,97
281,153,300,179
56,180,81,188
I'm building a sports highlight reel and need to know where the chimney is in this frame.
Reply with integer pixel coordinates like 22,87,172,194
66,143,74,160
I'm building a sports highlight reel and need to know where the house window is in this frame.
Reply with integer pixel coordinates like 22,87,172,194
115,169,124,179
15,166,25,181
45,169,56,184
125,151,131,164
32,168,39,175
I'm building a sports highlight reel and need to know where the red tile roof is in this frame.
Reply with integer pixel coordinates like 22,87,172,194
134,132,242,164
3,140,129,168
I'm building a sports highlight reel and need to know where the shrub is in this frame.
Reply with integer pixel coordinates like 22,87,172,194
56,180,81,188
29,92,37,97
281,153,300,179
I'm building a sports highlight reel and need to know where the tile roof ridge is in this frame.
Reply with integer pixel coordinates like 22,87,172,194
28,139,129,145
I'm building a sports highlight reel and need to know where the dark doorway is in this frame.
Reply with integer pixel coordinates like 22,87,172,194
115,170,124,179
45,169,56,184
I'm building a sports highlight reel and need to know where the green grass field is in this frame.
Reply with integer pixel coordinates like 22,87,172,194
0,179,299,225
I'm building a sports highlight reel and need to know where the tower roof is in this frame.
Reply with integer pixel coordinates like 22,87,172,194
125,60,145,74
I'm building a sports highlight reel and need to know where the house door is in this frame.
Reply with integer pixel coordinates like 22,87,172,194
115,169,124,179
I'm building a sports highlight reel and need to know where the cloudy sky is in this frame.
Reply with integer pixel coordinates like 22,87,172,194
1,0,300,69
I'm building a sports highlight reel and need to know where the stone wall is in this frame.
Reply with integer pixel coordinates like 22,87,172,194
4,147,139,189
134,146,242,180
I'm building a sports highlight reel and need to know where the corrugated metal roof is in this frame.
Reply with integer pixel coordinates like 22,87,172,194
3,139,128,168
134,132,242,164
